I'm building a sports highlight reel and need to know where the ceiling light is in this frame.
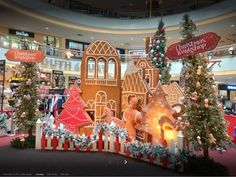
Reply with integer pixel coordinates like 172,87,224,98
231,24,235,27
142,38,146,41
121,43,124,45
130,37,134,40
90,36,94,39
167,37,171,39
45,27,49,30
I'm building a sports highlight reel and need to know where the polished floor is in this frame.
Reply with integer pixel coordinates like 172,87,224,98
0,145,181,176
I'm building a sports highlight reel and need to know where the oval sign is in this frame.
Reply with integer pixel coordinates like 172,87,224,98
167,32,221,60
5,49,45,63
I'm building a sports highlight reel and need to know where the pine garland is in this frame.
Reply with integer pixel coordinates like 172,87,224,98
0,113,8,133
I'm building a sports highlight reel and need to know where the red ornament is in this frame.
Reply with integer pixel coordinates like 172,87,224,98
154,35,158,40
160,29,165,33
56,81,93,133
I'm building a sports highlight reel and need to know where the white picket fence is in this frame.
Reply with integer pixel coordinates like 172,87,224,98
35,118,185,171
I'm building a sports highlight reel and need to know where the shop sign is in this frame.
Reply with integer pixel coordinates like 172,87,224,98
167,32,221,60
227,85,236,90
9,28,35,38
5,49,45,63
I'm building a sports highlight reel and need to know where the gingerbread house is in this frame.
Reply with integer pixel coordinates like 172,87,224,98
162,82,184,106
80,40,121,122
134,58,159,90
121,59,159,111
121,60,149,112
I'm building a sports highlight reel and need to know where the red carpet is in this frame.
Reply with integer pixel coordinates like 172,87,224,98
225,114,236,140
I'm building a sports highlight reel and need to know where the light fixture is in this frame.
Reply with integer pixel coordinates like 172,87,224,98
66,51,73,59
167,37,171,39
45,27,49,30
231,24,235,27
130,37,134,40
90,36,94,39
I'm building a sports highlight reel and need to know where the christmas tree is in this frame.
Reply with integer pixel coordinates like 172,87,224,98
15,38,40,137
149,20,171,84
181,14,230,159
56,81,93,133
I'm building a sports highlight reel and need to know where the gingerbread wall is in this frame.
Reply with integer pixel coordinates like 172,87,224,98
80,40,121,122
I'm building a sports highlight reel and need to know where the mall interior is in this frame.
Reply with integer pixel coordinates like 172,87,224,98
0,0,236,111
0,0,236,176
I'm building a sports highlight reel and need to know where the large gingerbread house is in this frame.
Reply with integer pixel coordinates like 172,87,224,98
121,59,159,111
80,40,121,122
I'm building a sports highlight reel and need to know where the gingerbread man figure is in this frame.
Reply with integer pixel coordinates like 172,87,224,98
123,95,143,140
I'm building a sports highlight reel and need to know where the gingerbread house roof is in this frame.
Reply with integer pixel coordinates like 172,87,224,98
161,82,184,105
122,72,149,93
134,58,155,69
86,40,118,56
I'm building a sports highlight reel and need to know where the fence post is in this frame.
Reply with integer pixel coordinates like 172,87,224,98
169,139,176,154
109,134,114,152
46,135,52,150
56,138,64,150
104,133,109,151
120,139,126,155
35,118,42,150
177,131,184,151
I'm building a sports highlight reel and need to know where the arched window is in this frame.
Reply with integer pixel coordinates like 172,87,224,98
87,58,95,79
107,59,116,79
97,59,105,79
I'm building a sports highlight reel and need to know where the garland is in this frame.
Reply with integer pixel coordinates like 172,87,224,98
42,122,128,150
42,121,187,171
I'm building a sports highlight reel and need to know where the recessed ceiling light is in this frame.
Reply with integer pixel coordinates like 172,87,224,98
130,37,134,40
231,24,235,27
121,43,124,45
167,37,171,39
90,36,94,39
45,27,49,30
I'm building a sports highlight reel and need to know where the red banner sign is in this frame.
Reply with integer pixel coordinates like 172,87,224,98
5,49,45,62
167,32,221,60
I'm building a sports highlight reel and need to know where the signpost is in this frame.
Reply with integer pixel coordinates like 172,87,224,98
167,32,221,60
5,49,45,63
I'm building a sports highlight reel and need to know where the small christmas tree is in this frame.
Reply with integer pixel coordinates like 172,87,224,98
15,38,40,137
149,20,171,84
181,14,230,159
56,81,93,133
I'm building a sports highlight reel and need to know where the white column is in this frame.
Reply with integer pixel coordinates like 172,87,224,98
46,136,52,150
104,134,109,151
35,119,42,150
169,139,176,154
109,134,114,152
120,139,126,155
177,131,184,151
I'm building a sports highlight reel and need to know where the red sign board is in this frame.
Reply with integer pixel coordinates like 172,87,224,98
167,32,221,60
5,49,45,62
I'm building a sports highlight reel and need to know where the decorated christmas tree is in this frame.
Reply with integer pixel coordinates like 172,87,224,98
56,81,93,133
181,14,230,159
149,20,171,84
15,39,40,137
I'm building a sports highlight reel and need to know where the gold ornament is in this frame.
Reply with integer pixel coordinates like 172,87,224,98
209,133,216,144
204,99,209,108
196,81,201,87
191,91,198,101
197,66,202,75
197,136,202,145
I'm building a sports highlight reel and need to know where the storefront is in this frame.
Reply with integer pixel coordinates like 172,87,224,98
218,84,236,101
65,39,89,59
43,35,60,56
0,28,38,50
